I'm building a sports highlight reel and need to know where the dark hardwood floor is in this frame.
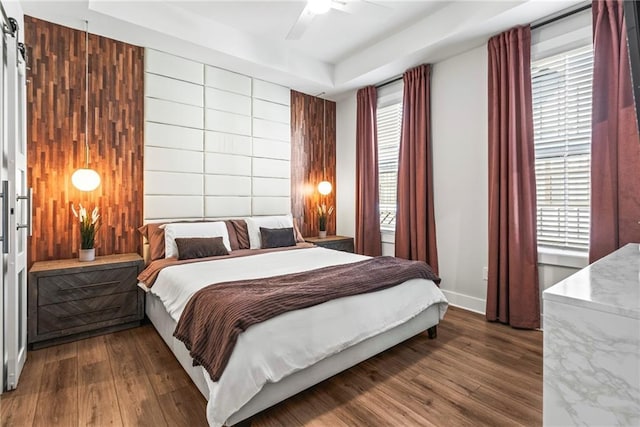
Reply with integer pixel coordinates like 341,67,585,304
0,307,542,426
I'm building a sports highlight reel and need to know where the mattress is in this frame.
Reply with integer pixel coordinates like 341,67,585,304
144,247,448,426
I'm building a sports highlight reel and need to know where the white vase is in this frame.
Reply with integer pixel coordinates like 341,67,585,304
79,248,95,262
319,230,327,239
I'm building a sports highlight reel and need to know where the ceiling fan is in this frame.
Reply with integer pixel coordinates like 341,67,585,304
286,0,385,40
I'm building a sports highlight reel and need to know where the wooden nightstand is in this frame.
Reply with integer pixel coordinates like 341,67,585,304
28,253,145,349
305,235,355,253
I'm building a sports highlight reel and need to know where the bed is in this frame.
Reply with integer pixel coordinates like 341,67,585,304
137,218,448,426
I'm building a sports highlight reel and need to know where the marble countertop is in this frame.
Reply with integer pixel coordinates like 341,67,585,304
543,243,640,319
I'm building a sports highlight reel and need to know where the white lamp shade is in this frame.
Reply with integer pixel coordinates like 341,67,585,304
308,0,332,14
318,180,332,195
71,168,101,192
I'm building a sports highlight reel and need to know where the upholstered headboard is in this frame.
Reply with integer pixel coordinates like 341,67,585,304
143,48,292,223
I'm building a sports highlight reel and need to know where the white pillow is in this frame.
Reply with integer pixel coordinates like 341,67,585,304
164,222,231,258
245,214,294,249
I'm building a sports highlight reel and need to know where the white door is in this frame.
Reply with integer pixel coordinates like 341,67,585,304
0,9,6,395
3,13,28,391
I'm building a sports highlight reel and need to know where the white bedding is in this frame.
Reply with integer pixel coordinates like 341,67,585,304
147,247,448,426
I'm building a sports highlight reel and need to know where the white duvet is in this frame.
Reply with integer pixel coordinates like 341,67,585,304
148,247,448,426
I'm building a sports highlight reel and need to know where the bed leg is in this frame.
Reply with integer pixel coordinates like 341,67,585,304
427,325,437,339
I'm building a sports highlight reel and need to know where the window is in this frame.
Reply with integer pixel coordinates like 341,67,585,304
532,44,593,251
377,102,402,230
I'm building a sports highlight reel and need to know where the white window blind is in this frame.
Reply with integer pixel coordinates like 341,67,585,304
377,102,402,230
532,44,593,251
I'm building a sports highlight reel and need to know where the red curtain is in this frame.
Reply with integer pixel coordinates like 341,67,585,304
589,0,640,263
394,64,439,274
486,26,540,329
355,86,382,256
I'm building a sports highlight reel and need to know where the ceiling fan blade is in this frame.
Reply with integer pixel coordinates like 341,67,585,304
286,5,316,40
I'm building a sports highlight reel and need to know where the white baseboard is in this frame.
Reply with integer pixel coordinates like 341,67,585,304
441,289,486,315
440,289,546,329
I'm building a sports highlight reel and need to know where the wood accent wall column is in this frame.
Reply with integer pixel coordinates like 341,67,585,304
291,90,336,237
25,17,144,267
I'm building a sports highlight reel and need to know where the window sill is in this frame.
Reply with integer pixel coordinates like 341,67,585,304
538,246,589,269
380,229,395,244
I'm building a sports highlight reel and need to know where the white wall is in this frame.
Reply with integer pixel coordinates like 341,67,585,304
431,45,489,313
335,44,583,315
336,91,356,240
143,49,291,221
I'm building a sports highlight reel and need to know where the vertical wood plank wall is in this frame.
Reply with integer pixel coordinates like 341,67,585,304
25,16,144,267
291,91,336,237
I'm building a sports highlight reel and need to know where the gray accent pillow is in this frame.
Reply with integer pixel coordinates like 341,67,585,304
259,227,296,249
175,237,229,260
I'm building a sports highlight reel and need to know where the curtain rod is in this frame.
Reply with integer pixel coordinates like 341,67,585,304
376,76,402,89
375,4,590,87
531,3,591,30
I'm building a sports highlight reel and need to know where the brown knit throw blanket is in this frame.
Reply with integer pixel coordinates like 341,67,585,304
174,256,440,381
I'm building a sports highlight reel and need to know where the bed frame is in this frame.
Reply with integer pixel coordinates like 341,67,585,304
146,292,440,426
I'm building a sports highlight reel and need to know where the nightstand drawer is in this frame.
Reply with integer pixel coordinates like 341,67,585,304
37,266,138,306
320,240,354,252
38,291,139,335
29,253,145,348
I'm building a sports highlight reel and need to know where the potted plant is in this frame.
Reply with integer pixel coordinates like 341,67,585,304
317,203,334,239
72,204,101,261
